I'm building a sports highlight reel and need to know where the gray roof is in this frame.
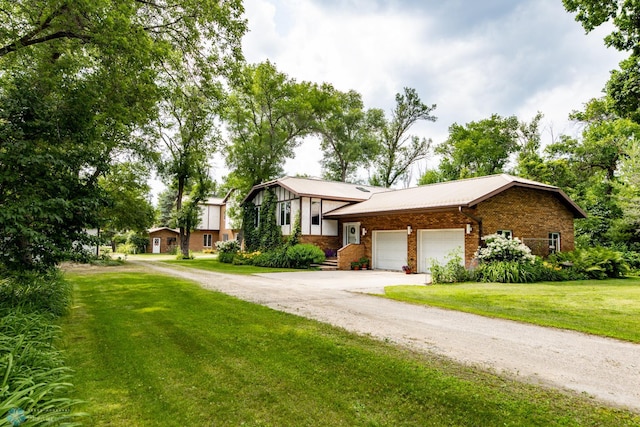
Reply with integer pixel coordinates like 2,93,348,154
324,174,587,218
244,176,391,203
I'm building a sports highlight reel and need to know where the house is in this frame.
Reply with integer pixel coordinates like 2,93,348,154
244,174,587,272
148,195,239,254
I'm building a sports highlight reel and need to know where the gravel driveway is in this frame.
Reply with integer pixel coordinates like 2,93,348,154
139,262,640,412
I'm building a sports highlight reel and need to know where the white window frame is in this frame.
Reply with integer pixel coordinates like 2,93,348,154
203,234,213,248
497,229,513,239
549,232,561,253
279,201,291,225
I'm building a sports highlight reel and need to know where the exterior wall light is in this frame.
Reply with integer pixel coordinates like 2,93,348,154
407,225,412,235
466,223,472,234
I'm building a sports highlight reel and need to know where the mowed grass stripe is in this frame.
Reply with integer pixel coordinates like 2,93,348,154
60,267,640,426
384,278,640,343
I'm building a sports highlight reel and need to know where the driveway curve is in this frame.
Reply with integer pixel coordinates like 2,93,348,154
138,262,640,412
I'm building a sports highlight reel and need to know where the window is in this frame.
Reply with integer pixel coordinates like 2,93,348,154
549,232,561,253
497,230,513,239
279,201,291,225
203,234,212,247
222,233,229,241
311,199,320,226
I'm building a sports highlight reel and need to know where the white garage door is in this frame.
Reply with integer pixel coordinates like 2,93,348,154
418,229,465,273
373,231,407,271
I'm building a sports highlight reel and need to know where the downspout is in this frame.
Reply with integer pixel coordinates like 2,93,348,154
458,206,483,248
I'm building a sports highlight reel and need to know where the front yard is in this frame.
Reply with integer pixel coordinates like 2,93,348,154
59,265,639,426
384,277,640,343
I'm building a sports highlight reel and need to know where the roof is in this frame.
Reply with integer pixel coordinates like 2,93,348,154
324,174,587,218
148,227,179,234
203,197,225,205
243,176,391,203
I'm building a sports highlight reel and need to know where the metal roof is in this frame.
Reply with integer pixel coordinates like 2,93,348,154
243,176,392,203
324,174,587,218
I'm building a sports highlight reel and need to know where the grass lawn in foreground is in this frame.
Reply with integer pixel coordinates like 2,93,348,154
161,257,302,275
384,277,640,343
59,265,639,426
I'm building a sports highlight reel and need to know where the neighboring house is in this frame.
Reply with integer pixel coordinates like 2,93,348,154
148,194,239,254
244,174,587,272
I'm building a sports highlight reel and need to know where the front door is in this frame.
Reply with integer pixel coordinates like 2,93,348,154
152,238,161,254
343,223,360,245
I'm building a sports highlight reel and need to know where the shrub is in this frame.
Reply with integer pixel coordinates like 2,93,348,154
286,244,325,268
251,247,290,268
430,250,470,284
218,252,235,264
232,251,261,265
0,269,71,317
0,311,83,425
475,234,535,264
215,240,240,254
475,261,538,283
551,247,629,279
176,251,195,260
116,242,137,254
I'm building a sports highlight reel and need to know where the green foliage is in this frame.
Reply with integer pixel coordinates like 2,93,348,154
1,311,84,426
552,247,630,279
251,247,290,268
241,202,260,252
215,240,241,254
369,87,436,187
218,252,235,264
475,261,541,283
287,212,302,247
430,250,470,284
175,251,195,260
285,244,325,268
475,234,536,264
436,114,521,180
257,189,282,251
0,268,71,317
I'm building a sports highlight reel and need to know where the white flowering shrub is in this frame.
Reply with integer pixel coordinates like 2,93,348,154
474,234,535,264
215,240,240,254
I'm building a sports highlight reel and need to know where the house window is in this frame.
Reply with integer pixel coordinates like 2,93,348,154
203,234,212,248
497,230,513,239
549,232,561,253
279,201,291,225
222,233,229,241
311,199,320,226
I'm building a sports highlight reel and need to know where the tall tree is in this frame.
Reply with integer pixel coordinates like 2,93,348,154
369,87,436,188
315,87,383,182
223,61,319,194
0,0,245,270
156,85,218,258
434,114,520,181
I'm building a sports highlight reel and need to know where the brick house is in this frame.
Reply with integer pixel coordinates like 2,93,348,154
148,196,238,253
244,174,587,272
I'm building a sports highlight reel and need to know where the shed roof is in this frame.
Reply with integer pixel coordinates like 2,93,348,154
243,176,391,203
324,174,587,218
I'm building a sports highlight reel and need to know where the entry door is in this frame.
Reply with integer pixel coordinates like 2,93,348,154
152,238,161,254
343,223,360,245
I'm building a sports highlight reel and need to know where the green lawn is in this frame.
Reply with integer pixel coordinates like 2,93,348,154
384,277,640,343
161,257,302,275
59,266,639,426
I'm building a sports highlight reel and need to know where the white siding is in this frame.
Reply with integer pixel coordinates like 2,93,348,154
321,200,349,237
198,205,221,230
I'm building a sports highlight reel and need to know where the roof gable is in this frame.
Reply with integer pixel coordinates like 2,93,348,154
324,174,587,218
243,176,391,203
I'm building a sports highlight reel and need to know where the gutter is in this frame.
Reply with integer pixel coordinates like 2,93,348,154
459,206,483,247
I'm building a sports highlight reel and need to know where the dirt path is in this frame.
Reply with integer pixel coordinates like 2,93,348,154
139,262,640,412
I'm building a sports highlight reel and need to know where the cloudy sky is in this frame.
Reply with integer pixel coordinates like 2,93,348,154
225,0,625,184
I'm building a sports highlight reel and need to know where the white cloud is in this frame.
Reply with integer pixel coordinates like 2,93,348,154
238,0,627,183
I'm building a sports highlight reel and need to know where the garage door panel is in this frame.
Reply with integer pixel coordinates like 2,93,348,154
418,229,465,273
373,231,407,271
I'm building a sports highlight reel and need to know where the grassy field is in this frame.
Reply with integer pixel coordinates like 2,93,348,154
59,265,639,426
384,277,640,343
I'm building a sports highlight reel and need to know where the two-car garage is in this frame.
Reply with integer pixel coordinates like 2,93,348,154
373,229,465,273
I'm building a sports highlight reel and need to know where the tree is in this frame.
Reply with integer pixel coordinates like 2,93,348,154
98,162,156,252
435,114,520,181
156,85,218,258
315,87,383,182
369,87,436,187
223,61,319,194
0,0,245,270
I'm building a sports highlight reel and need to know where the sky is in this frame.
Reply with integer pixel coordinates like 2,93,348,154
221,0,626,185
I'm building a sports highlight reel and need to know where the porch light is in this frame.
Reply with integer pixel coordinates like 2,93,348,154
466,223,472,234
361,227,367,236
407,225,412,235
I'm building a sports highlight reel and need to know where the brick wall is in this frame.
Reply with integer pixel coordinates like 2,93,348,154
190,230,221,252
148,229,179,253
337,244,365,270
299,235,341,256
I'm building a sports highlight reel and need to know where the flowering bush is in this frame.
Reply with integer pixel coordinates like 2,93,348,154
475,234,535,264
215,240,240,254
